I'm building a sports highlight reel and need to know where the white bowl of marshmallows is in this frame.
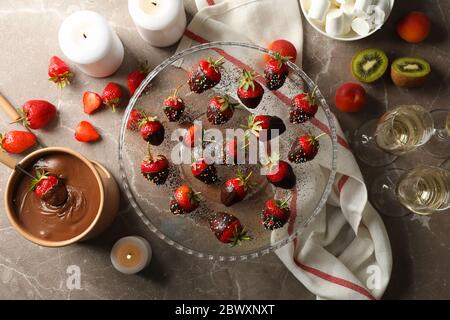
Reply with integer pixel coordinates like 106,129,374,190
300,0,394,41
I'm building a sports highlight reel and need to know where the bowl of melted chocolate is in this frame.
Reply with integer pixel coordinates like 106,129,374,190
4,147,119,247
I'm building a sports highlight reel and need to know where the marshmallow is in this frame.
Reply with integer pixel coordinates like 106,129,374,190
373,0,390,15
373,6,386,26
308,0,331,22
354,0,373,13
352,17,371,35
325,9,347,36
341,1,356,16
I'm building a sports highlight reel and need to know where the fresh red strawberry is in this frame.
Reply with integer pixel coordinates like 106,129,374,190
163,88,185,122
209,212,251,246
139,116,165,146
102,82,123,112
0,131,36,154
75,121,100,142
264,155,296,189
191,158,218,184
264,53,290,90
48,56,73,89
290,87,319,124
141,150,169,185
83,92,102,115
183,123,203,148
220,170,253,207
18,100,57,129
261,198,291,230
288,134,324,163
245,114,286,141
188,57,224,93
237,70,264,109
127,109,146,131
31,170,68,207
207,96,238,125
128,61,151,95
170,185,200,215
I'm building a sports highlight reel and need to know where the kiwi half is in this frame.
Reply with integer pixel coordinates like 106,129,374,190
391,57,430,88
351,48,389,83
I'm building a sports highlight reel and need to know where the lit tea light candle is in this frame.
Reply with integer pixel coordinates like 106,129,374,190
128,0,187,47
111,236,152,274
58,11,124,78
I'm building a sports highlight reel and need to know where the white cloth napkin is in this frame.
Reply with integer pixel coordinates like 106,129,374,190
176,0,392,300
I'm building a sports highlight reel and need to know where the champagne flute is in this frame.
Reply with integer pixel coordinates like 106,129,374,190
423,109,450,159
370,165,450,217
353,105,435,167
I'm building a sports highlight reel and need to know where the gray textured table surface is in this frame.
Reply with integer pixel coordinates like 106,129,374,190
0,0,448,300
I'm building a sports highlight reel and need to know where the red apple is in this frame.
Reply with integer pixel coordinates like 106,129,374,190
264,39,297,63
335,83,366,113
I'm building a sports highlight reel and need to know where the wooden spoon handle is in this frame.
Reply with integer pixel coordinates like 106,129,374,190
0,152,17,169
0,94,20,122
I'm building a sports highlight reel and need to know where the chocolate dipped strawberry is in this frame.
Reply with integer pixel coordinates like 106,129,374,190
188,57,224,93
139,115,165,146
237,70,264,109
170,185,201,215
264,52,289,90
191,158,218,185
209,212,251,246
141,148,169,185
206,96,238,125
163,88,185,122
261,198,291,230
264,154,296,189
288,133,324,164
245,114,286,141
289,87,319,124
183,123,203,148
31,170,68,207
220,170,253,207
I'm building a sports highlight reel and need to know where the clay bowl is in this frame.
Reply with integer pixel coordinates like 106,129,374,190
4,147,119,247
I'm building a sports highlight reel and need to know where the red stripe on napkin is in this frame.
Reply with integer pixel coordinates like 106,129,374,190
288,188,375,300
292,249,376,300
183,30,351,151
338,175,350,193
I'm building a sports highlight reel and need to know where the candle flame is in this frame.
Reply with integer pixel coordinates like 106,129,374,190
126,254,132,260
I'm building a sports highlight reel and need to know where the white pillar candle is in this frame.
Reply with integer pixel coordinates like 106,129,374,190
128,0,187,47
58,11,124,78
111,236,152,275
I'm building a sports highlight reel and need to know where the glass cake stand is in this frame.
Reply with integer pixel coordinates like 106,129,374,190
119,42,338,261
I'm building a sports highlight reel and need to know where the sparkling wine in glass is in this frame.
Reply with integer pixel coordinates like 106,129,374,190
374,105,435,155
396,166,450,216
370,166,450,217
353,105,434,167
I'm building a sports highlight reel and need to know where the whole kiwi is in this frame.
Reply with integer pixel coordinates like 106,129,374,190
391,57,431,88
